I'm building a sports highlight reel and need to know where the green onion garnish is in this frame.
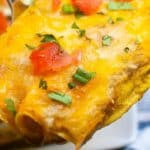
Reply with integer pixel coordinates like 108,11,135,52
5,98,16,115
25,44,36,50
79,30,86,37
48,92,72,105
68,82,76,89
73,68,96,84
102,35,112,46
71,22,86,37
73,74,89,84
40,34,57,43
72,22,79,29
39,79,48,90
108,1,133,11
76,68,96,80
62,4,75,14
37,33,57,43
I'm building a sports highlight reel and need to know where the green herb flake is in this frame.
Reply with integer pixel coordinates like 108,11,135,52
71,22,86,37
102,35,112,46
5,98,16,115
68,82,76,89
41,34,57,43
25,44,36,50
39,79,48,90
72,22,80,29
73,73,89,84
124,47,130,53
79,29,86,37
62,4,75,14
48,92,72,105
73,68,96,84
108,1,133,11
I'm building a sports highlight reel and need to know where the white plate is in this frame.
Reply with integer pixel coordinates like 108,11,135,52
23,106,138,150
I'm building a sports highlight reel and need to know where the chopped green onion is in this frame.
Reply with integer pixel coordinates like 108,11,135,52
76,68,96,80
40,34,57,43
79,30,86,37
73,74,89,84
5,98,16,115
102,35,112,46
48,92,72,105
124,47,130,53
108,1,133,11
39,79,48,90
72,22,80,29
62,4,75,14
73,68,96,84
71,22,86,37
68,82,76,89
25,44,36,50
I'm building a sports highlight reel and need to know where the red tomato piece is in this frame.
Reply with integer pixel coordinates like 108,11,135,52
0,12,8,34
52,0,61,12
71,0,102,15
30,42,80,75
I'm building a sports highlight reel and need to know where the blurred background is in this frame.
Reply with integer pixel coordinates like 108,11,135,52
0,1,150,150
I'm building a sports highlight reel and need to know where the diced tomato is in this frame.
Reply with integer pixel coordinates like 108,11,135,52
30,42,81,75
0,12,8,34
52,0,61,12
71,0,102,15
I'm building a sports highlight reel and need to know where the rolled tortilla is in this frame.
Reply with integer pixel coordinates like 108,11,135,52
0,0,149,149
0,121,21,145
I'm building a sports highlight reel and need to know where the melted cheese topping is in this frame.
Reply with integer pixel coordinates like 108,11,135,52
0,0,149,148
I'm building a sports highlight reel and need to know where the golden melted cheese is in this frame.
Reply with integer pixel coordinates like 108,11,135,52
0,0,149,149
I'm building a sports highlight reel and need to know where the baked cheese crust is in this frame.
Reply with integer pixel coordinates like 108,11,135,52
0,0,149,149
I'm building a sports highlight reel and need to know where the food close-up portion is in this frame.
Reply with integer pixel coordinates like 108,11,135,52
0,1,8,35
0,0,150,149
